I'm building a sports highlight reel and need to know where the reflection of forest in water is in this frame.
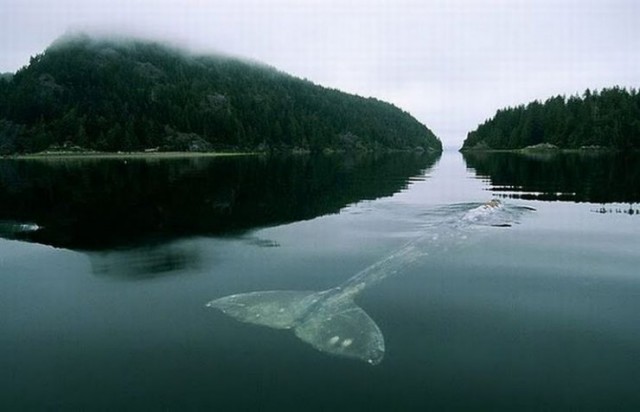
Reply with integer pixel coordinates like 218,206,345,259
463,151,640,212
0,152,439,250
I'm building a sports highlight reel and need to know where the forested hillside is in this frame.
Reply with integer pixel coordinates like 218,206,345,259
0,34,441,154
462,87,640,151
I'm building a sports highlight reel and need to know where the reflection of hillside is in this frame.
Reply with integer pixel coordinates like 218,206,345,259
0,152,439,250
90,243,201,278
463,152,640,204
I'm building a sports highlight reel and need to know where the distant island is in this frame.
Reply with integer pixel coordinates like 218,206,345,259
0,33,441,155
461,87,640,151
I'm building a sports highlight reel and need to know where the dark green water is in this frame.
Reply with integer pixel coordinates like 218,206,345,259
1,151,639,410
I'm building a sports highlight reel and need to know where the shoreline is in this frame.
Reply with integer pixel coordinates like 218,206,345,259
3,147,442,160
459,147,631,154
2,151,259,160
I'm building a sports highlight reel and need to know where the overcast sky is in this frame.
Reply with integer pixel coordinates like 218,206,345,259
1,0,639,148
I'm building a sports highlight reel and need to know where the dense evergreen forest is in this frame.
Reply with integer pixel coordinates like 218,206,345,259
0,34,441,154
462,88,640,151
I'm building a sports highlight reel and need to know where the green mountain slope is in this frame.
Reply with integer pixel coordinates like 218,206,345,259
462,87,640,151
0,34,441,154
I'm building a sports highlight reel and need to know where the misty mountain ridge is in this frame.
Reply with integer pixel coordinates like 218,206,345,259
0,33,441,154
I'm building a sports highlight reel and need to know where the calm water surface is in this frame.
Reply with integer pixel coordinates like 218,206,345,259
1,151,639,410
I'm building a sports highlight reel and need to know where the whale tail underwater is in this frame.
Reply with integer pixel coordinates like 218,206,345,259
207,288,385,364
206,200,534,365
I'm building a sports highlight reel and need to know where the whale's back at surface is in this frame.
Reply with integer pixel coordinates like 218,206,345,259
460,199,535,227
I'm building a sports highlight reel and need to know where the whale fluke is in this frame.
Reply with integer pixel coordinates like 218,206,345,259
207,289,385,364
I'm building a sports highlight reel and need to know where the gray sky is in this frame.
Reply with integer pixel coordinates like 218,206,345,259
1,0,639,148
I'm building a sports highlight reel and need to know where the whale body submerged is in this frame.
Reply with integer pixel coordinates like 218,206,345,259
206,200,534,365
